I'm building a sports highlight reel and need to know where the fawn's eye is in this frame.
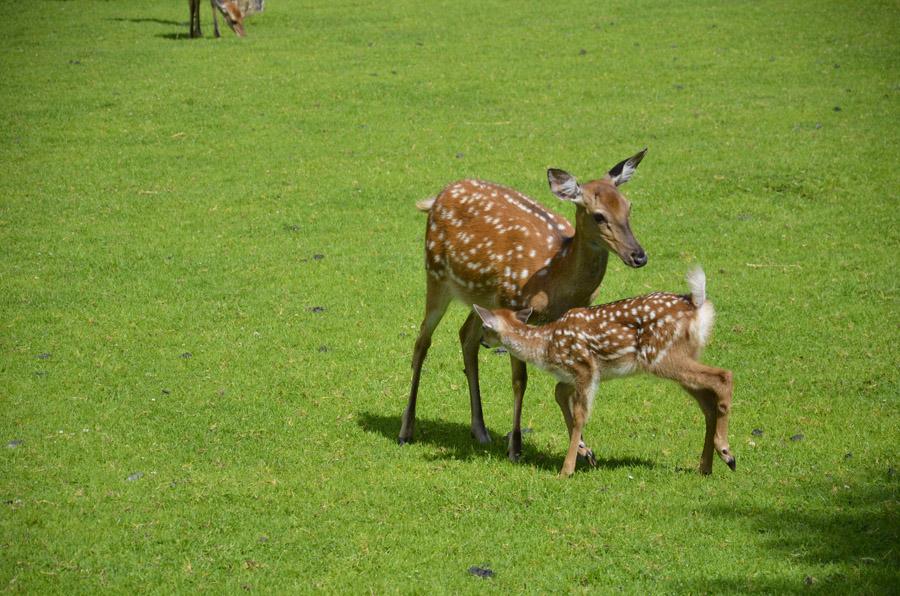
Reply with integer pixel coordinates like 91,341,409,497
592,212,607,225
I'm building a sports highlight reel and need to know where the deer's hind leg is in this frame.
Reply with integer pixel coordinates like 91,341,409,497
398,277,452,444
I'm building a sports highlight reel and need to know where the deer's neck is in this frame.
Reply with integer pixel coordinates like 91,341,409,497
545,207,609,308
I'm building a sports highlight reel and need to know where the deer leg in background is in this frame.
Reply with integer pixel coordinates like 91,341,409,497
508,356,527,461
189,0,202,37
210,0,221,37
459,312,491,444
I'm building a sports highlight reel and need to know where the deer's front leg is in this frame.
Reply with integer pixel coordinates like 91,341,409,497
460,312,491,444
508,356,527,462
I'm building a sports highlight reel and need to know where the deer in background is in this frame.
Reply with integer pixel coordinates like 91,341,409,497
189,0,264,38
473,267,735,476
398,149,649,463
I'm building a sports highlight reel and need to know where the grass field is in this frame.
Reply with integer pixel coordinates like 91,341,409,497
1,0,898,592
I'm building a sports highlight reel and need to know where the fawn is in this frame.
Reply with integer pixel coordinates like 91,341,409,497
473,267,735,476
399,150,649,462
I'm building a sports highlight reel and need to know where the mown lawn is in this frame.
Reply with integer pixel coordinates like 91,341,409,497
1,0,897,592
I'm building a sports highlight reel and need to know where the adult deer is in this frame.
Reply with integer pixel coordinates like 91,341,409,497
473,267,735,476
398,149,649,462
189,0,264,38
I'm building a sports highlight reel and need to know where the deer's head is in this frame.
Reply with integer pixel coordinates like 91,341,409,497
547,148,648,268
213,0,246,36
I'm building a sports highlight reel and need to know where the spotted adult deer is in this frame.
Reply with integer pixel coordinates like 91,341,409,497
473,267,735,476
189,0,264,38
398,149,649,462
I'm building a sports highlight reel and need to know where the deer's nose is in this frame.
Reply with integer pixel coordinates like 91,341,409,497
631,250,648,267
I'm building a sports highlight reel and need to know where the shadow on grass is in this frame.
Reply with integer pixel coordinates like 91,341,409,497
672,476,899,593
108,17,185,26
356,411,655,473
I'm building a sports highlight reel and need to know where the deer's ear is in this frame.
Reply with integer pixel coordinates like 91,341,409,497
514,307,533,324
548,169,583,204
607,147,647,186
473,305,499,330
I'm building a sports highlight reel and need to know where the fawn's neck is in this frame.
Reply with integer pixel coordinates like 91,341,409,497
501,321,554,369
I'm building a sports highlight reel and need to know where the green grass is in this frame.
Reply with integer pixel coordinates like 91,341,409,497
1,0,898,592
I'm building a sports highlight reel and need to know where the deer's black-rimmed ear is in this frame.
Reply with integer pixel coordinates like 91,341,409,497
607,148,647,186
514,307,533,324
548,169,583,204
473,305,499,330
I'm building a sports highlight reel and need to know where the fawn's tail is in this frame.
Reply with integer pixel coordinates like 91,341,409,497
686,266,706,307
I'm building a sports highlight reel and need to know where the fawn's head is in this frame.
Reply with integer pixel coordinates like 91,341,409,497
473,305,533,348
547,148,648,268
213,0,246,36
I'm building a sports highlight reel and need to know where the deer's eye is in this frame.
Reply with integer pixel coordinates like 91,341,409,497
592,212,607,225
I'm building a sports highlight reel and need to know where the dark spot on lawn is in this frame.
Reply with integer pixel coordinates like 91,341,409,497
492,347,508,355
468,566,494,578
833,106,842,112
33,370,47,377
180,352,192,359
7,439,23,449
36,352,52,360
309,306,326,314
790,433,804,442
751,428,764,436
258,535,269,543
69,59,82,65
241,584,252,591
674,84,684,90
579,48,587,55
318,345,330,353
804,575,816,586
283,223,300,233
888,467,895,478
456,152,464,159
833,63,840,69
737,213,752,221
161,389,171,395
844,452,852,460
416,41,424,46
126,472,144,482
312,253,325,261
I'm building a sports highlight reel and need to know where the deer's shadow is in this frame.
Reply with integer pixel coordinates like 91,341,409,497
357,411,655,473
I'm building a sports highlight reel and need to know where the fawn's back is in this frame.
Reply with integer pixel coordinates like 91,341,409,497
543,290,715,381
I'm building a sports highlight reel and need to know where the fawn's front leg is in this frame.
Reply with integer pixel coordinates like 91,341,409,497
554,382,597,466
559,392,588,477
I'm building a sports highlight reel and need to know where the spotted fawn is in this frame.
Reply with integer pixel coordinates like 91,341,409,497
399,150,650,462
473,267,735,476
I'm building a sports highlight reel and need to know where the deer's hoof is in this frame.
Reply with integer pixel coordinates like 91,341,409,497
471,429,492,445
397,437,412,445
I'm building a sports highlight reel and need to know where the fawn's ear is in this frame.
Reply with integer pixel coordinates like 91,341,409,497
548,169,584,204
607,147,647,186
514,307,533,324
473,305,500,330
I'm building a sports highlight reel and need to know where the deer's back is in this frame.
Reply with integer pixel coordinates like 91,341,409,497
425,179,574,309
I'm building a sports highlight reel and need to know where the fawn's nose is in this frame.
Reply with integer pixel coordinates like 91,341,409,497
631,250,648,268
